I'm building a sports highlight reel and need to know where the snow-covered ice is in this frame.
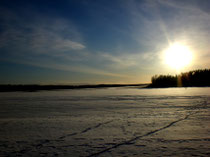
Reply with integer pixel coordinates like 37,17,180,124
0,87,210,156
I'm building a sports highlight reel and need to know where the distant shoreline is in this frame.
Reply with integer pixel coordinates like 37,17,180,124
0,84,149,92
1,83,210,92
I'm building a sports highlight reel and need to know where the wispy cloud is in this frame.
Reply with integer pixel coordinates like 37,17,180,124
53,38,85,50
0,15,86,54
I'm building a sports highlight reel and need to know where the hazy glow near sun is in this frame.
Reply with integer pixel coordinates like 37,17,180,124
164,43,193,70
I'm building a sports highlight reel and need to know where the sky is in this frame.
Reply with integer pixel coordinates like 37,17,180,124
0,0,210,84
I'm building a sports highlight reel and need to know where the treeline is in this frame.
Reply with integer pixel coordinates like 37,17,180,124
149,69,210,88
0,84,146,92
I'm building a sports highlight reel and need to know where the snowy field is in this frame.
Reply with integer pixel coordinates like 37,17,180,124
0,87,210,156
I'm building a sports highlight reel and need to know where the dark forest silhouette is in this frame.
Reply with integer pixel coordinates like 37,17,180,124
148,69,210,88
0,84,147,92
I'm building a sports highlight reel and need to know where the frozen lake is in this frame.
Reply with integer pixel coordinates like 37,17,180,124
0,87,210,156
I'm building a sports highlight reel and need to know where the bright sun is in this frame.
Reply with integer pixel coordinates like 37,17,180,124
164,43,193,70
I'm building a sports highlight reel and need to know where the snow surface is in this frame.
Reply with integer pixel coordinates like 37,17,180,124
0,87,210,156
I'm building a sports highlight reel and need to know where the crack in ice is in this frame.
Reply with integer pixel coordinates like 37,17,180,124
59,120,113,140
87,112,197,157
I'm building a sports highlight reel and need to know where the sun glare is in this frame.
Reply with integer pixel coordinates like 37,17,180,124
164,43,193,70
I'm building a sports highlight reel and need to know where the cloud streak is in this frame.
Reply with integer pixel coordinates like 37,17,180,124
1,57,128,78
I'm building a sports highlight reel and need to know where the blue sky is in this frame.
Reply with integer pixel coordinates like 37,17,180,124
0,0,210,84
